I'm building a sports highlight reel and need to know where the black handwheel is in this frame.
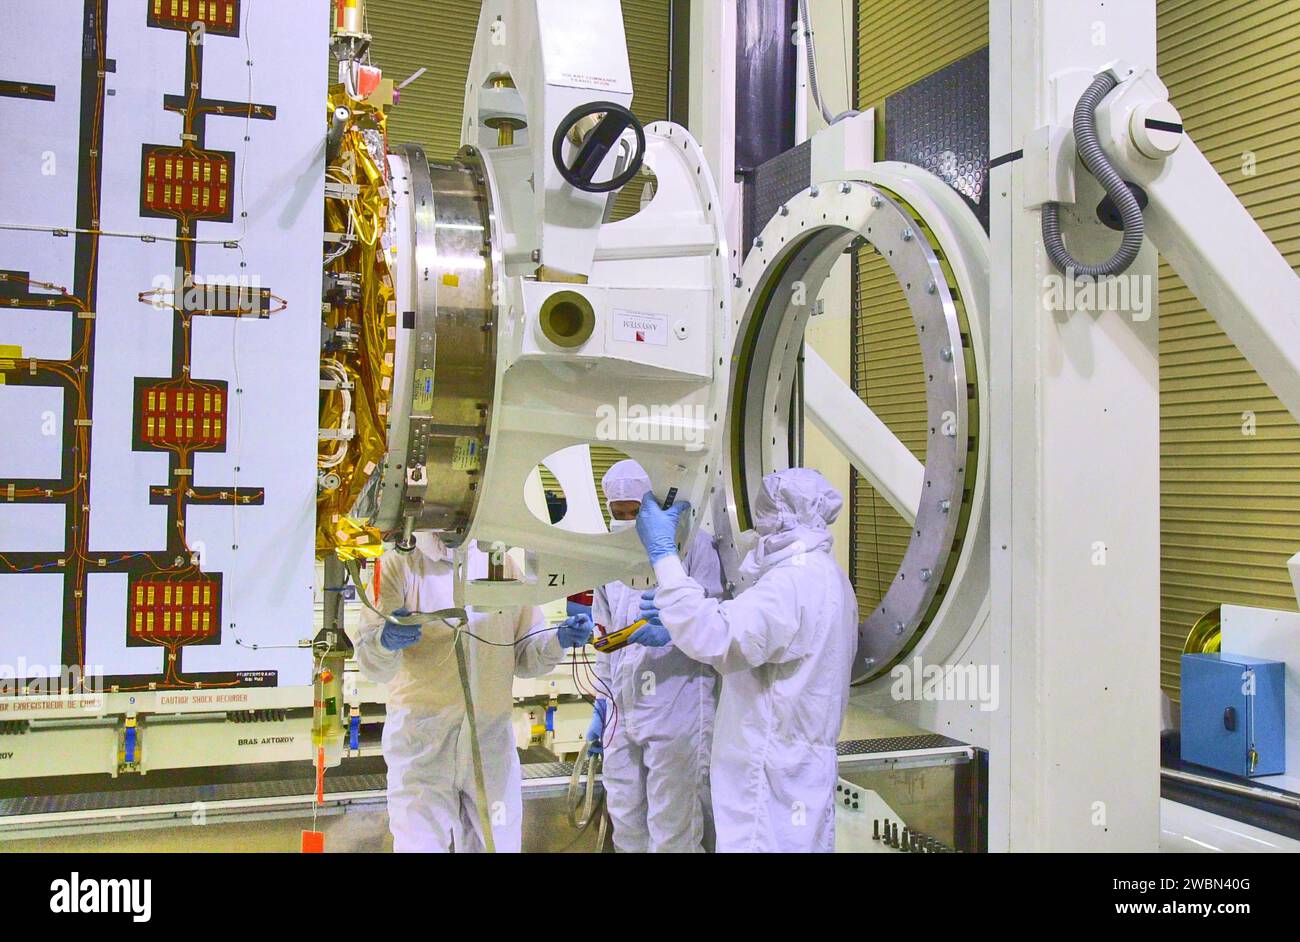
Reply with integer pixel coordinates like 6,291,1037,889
552,101,646,194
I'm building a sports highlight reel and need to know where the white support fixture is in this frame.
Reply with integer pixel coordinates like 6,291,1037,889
1092,71,1300,423
462,0,634,279
804,346,922,525
989,0,1300,851
990,0,1162,852
810,110,876,183
375,2,735,609
722,162,990,730
688,0,742,258
457,119,733,609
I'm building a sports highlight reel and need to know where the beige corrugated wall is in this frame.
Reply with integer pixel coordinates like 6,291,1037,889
850,2,988,614
365,0,669,164
363,0,479,160
849,0,1300,700
1156,0,1300,699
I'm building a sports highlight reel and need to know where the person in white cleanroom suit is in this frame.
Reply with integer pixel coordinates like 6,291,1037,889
585,459,725,852
632,467,857,853
352,533,592,853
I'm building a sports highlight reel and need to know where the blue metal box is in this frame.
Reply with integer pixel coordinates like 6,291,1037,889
1181,653,1286,778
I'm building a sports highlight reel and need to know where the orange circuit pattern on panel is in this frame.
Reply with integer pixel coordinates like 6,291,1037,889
150,0,239,33
129,575,221,641
139,381,228,449
142,148,232,219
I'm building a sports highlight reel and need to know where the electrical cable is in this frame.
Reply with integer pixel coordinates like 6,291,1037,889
318,360,354,469
567,744,606,832
798,0,858,126
342,557,467,629
454,630,497,853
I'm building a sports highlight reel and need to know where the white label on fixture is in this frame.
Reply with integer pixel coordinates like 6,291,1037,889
611,309,668,346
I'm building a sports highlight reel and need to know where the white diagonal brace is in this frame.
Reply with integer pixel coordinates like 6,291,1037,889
804,345,923,525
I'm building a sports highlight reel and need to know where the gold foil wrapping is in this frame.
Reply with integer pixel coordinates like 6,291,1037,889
317,86,395,559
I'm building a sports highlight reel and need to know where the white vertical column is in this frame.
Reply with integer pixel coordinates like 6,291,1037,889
688,0,741,254
989,0,1162,851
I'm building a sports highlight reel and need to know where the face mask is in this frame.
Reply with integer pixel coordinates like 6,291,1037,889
609,518,637,532
413,531,445,561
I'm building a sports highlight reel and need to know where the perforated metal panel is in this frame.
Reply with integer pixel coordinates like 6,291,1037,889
743,140,812,257
883,47,989,231
837,734,968,756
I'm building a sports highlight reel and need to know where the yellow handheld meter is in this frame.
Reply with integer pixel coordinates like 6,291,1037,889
591,619,647,654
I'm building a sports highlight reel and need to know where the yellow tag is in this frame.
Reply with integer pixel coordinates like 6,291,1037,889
0,344,22,358
412,368,435,413
441,273,460,288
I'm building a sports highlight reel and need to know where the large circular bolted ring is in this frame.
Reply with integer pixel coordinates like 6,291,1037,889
719,173,987,684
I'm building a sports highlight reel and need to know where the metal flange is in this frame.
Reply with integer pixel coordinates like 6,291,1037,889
720,171,987,683
371,144,499,546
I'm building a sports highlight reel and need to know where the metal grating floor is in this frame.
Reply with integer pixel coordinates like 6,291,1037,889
0,758,579,820
0,772,388,818
837,735,968,756
521,761,574,780
1,746,963,821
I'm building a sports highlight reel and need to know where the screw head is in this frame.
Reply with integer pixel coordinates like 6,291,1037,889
940,346,953,362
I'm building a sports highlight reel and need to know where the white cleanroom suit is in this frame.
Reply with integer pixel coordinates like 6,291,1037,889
592,460,725,852
644,468,857,853
352,533,563,853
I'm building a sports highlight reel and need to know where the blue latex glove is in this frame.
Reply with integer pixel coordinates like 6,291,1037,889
380,608,421,651
556,612,594,649
585,699,607,755
630,590,671,647
629,623,671,647
635,490,692,563
638,589,664,627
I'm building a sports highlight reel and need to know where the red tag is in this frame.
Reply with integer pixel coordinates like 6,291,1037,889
301,830,325,854
355,65,383,99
